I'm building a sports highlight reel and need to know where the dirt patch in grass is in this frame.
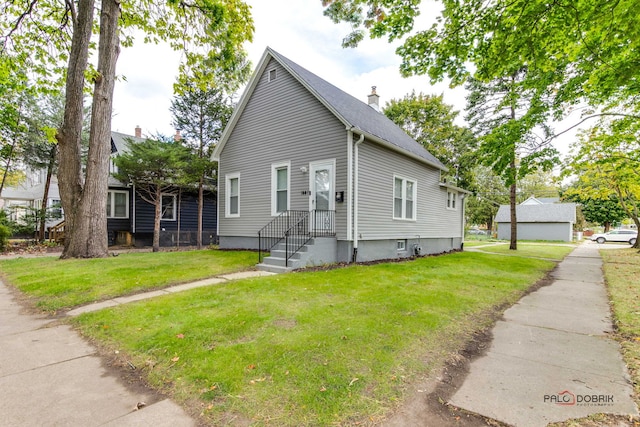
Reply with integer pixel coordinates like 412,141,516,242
84,334,171,413
383,271,556,426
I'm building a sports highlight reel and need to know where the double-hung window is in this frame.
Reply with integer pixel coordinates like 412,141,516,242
447,191,457,210
271,162,290,215
161,194,177,220
106,190,129,218
226,173,240,217
393,176,416,220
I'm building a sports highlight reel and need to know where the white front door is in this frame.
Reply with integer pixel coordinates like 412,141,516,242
309,160,335,232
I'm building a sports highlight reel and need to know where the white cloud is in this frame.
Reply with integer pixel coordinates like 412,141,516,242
109,0,576,157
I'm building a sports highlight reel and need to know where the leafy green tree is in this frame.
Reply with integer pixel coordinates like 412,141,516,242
0,64,30,196
113,138,191,252
466,165,509,232
563,192,626,232
321,0,639,113
517,169,560,203
2,0,254,258
565,116,640,249
383,92,477,189
171,57,248,249
467,73,559,249
19,93,68,241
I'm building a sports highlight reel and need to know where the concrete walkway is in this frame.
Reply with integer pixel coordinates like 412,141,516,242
450,241,639,426
0,269,273,426
65,270,275,317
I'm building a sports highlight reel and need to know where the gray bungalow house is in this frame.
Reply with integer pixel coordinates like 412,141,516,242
212,48,469,272
495,197,577,242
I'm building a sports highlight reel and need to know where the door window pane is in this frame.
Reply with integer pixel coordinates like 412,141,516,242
315,169,330,210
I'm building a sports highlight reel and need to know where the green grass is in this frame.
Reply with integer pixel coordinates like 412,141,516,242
463,240,497,247
601,249,640,408
0,249,257,312
70,251,557,426
469,242,575,260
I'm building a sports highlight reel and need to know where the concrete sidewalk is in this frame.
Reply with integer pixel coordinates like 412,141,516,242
0,280,197,426
0,270,273,426
450,241,639,426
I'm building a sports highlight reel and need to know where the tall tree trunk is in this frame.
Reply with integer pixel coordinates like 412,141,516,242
509,179,517,250
57,0,94,257
508,96,517,251
197,174,204,249
38,146,57,242
60,0,120,258
153,186,161,252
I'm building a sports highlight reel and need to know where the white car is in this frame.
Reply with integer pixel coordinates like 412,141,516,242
590,229,637,245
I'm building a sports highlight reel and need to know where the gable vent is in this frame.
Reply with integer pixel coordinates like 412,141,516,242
268,69,277,82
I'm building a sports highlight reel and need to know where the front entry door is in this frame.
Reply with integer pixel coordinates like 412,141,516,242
309,160,335,232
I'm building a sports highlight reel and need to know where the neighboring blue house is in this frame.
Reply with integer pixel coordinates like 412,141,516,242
1,128,217,247
495,197,577,242
108,130,217,247
212,48,470,272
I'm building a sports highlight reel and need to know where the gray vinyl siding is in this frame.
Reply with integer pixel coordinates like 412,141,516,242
218,59,348,239
497,222,573,242
356,141,462,240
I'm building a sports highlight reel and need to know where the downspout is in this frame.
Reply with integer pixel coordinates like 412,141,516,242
132,184,136,234
460,193,466,250
352,131,365,263
347,132,353,248
177,188,182,247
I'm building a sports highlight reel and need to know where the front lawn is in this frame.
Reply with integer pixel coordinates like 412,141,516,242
0,249,257,312
601,249,640,408
469,242,575,260
70,251,557,426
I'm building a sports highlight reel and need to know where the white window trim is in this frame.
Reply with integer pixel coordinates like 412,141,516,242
268,68,277,82
393,175,417,221
226,173,240,218
106,190,130,219
271,161,291,216
447,190,458,210
397,240,407,251
161,193,177,221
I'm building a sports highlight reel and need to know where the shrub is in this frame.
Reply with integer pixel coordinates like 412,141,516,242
0,224,11,251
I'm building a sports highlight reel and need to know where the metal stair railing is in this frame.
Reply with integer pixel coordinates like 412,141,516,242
258,210,336,267
258,211,309,263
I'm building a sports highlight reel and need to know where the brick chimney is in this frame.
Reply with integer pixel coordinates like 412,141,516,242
134,125,142,138
174,130,182,142
368,86,380,112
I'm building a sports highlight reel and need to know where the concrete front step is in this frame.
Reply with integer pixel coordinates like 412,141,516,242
260,255,303,269
256,237,337,273
256,263,293,273
269,249,303,260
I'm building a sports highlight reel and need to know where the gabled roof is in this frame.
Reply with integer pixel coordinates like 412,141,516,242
109,131,145,187
495,203,577,223
521,196,561,205
111,131,145,155
212,48,446,170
